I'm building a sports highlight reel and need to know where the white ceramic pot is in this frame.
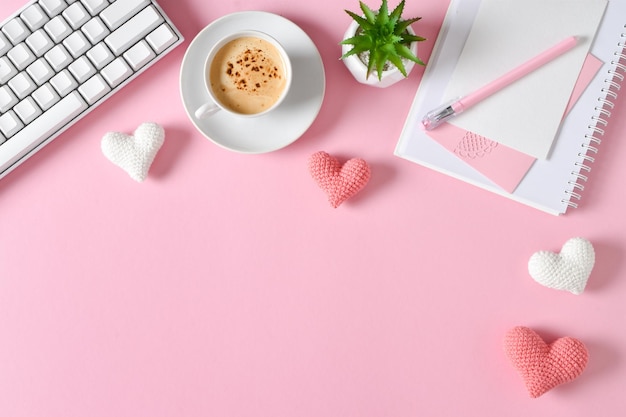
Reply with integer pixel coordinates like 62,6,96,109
341,20,419,88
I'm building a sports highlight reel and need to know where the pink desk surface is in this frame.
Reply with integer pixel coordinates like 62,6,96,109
1,0,625,416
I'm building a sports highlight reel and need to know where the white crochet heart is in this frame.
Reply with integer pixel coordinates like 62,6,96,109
528,237,595,295
101,122,165,182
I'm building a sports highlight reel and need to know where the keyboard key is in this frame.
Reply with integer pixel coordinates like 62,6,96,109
0,133,5,145
0,111,24,138
146,23,177,54
68,56,95,82
39,0,68,17
8,72,37,99
0,92,88,169
0,86,18,113
80,0,108,15
100,0,148,30
0,56,18,84
62,2,90,29
26,58,55,85
0,33,11,55
81,16,109,43
63,31,90,58
78,73,110,104
32,83,60,110
104,6,162,55
25,29,54,56
101,56,132,87
44,44,72,71
50,69,77,96
14,97,42,124
21,4,50,31
7,43,36,70
123,40,154,70
44,15,72,42
86,42,113,68
2,18,31,44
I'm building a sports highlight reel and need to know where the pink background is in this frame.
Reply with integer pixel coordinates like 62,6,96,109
1,0,625,416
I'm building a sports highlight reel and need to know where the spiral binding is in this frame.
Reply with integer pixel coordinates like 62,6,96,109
563,25,626,209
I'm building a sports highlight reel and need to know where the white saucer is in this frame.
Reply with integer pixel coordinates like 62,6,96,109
180,11,326,153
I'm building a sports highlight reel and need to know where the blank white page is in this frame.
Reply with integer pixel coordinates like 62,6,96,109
443,0,607,159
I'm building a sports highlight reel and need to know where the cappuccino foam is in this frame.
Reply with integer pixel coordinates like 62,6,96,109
209,37,287,115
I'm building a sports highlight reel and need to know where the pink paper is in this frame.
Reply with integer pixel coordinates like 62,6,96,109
426,124,535,193
565,54,603,114
427,54,603,193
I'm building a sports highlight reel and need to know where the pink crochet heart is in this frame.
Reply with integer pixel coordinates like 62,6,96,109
504,326,588,398
308,151,371,208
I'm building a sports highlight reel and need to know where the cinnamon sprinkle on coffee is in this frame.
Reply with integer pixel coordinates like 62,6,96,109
225,47,283,93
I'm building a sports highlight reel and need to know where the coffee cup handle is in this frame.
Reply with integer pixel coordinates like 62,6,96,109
194,102,221,119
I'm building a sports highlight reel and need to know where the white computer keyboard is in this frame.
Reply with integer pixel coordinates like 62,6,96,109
0,0,183,179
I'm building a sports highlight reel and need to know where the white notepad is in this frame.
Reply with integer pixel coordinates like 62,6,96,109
395,0,624,215
443,0,607,159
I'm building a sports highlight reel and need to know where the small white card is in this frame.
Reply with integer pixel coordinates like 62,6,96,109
443,0,607,159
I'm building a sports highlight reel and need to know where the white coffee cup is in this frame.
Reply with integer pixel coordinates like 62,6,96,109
194,30,292,119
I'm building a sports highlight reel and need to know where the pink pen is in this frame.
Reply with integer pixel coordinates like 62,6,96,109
422,36,579,130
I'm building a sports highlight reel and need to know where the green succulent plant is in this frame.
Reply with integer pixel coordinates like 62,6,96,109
340,0,426,81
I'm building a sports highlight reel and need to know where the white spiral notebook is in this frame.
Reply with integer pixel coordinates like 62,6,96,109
395,0,625,215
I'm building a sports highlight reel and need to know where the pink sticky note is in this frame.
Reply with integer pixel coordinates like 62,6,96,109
565,54,603,114
426,123,536,193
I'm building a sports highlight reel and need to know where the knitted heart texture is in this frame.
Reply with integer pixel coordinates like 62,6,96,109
308,151,371,208
528,237,595,295
504,326,589,398
101,122,165,182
